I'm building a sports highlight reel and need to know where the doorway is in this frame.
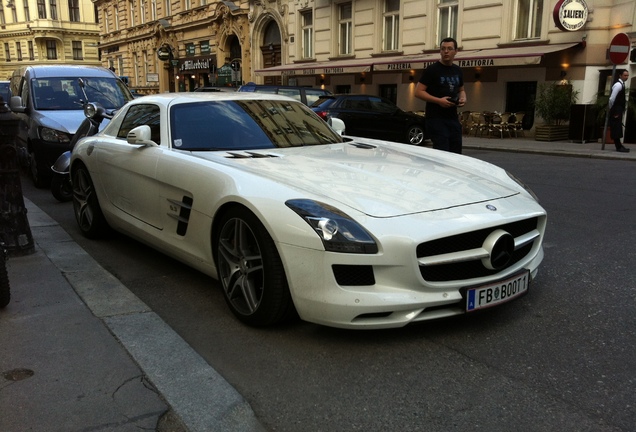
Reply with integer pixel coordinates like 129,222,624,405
506,81,536,130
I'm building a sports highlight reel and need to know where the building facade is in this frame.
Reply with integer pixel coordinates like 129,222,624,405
92,0,251,94
5,1,634,136
0,0,101,81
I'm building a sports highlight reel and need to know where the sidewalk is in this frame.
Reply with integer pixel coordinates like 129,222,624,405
462,134,636,161
0,138,632,432
0,199,265,432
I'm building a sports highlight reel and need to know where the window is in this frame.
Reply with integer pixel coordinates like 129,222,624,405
129,0,135,26
437,0,458,41
164,0,170,16
151,0,156,20
0,3,5,25
72,41,82,60
37,0,46,18
23,0,30,21
16,41,22,60
4,43,10,62
104,9,110,32
301,10,313,59
339,3,352,56
140,0,145,23
50,0,57,19
515,0,543,40
28,41,34,60
185,0,191,10
11,5,17,23
133,52,139,85
69,0,80,22
117,104,161,145
383,0,400,51
115,5,119,30
46,40,57,59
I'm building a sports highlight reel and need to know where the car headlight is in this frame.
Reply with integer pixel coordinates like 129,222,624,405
506,171,539,202
39,127,71,143
286,199,378,254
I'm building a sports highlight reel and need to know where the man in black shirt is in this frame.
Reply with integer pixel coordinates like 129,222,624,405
414,37,466,154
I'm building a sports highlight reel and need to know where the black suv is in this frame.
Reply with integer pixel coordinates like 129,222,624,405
311,94,427,145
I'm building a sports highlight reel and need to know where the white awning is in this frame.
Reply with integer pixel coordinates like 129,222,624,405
255,57,373,76
255,43,580,76
453,43,580,67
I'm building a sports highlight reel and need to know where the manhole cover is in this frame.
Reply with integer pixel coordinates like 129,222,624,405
2,368,35,381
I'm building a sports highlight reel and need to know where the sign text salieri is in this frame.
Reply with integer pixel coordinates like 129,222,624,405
553,0,589,32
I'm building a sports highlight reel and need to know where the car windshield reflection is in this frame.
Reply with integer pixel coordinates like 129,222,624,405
170,100,344,151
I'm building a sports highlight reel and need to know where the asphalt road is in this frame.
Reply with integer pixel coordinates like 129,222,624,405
22,150,636,432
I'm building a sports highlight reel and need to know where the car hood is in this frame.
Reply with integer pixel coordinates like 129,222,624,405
32,110,87,134
196,142,520,217
33,110,111,135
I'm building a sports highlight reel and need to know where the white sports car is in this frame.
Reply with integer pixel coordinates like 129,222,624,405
70,93,546,329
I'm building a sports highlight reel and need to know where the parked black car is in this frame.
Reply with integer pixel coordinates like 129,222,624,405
311,94,427,145
238,83,331,106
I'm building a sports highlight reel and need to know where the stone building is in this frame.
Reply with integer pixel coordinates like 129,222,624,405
4,1,635,137
92,0,251,94
0,0,101,80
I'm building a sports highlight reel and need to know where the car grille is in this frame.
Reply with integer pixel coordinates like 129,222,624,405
417,217,540,282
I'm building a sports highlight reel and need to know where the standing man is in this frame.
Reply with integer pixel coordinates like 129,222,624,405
414,37,466,154
609,69,630,153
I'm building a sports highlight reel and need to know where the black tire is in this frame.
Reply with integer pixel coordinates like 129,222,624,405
0,248,10,309
215,208,296,326
51,174,73,202
72,164,108,239
29,151,51,188
406,125,425,145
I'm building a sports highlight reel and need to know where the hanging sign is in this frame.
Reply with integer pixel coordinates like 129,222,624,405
553,0,589,32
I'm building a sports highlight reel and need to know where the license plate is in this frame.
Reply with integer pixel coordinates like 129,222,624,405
465,271,530,312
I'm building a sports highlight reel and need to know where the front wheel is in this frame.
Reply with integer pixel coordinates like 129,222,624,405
51,174,73,202
215,208,295,326
29,151,51,188
72,164,108,238
0,246,10,308
406,125,425,146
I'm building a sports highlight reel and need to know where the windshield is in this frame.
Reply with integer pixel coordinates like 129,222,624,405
0,82,9,104
32,77,132,110
170,99,344,151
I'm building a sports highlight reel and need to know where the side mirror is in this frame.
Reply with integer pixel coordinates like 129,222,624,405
127,125,157,146
327,117,346,136
10,95,26,113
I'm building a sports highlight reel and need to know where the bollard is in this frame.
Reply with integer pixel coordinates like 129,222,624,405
0,96,35,257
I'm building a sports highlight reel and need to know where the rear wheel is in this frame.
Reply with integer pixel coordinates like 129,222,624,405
406,125,425,145
51,174,73,202
215,208,295,326
72,164,108,238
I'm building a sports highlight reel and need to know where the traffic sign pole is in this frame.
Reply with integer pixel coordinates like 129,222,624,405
601,65,616,150
602,33,631,150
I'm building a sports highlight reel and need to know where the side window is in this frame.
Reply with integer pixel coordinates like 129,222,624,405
117,104,161,145
370,97,396,114
305,89,326,106
277,88,302,102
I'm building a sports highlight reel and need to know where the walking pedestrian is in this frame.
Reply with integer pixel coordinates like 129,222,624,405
414,37,466,154
609,69,630,153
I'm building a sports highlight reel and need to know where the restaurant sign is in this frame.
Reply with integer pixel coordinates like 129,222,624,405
553,0,589,32
179,56,216,73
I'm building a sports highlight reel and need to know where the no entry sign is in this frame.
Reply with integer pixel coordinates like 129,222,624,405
609,33,630,65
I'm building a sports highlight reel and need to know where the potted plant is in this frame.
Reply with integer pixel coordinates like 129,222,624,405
533,81,579,141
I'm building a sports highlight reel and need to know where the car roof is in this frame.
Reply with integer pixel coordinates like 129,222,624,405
124,92,303,106
23,65,119,79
